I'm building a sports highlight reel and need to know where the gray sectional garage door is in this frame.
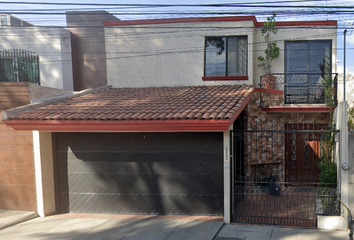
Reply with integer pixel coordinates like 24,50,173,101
56,132,223,215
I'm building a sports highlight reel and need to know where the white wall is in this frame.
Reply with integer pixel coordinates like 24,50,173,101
105,19,337,89
105,20,255,88
0,27,73,91
253,25,337,89
337,73,354,106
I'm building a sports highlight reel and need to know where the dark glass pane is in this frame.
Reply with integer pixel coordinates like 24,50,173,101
237,37,248,76
205,37,226,76
309,41,331,74
227,37,237,76
286,42,308,73
227,37,248,76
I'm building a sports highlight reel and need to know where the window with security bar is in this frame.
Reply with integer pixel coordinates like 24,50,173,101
204,36,248,77
0,49,40,84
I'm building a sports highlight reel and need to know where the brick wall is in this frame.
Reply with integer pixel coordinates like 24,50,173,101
0,83,36,211
0,114,36,211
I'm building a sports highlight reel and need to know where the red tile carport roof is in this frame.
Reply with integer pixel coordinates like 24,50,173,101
2,84,254,131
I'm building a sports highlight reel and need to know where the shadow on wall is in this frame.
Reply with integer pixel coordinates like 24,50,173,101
56,131,224,216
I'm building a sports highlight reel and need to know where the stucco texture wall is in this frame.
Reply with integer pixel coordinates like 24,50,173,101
252,25,337,90
105,19,337,89
0,27,73,91
105,20,254,88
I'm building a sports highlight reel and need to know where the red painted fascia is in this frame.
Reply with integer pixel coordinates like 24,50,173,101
228,90,255,124
3,89,255,132
3,119,233,132
202,76,248,81
103,16,336,28
103,16,258,26
261,106,335,112
267,20,337,27
254,88,283,94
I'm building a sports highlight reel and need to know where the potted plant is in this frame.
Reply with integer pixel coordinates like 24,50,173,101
257,13,280,89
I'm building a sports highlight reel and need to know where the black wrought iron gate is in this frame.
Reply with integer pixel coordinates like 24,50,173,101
231,118,339,227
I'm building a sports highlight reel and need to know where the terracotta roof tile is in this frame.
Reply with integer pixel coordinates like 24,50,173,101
8,85,254,122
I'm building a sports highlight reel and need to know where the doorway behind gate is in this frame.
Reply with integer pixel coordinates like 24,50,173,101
232,114,339,227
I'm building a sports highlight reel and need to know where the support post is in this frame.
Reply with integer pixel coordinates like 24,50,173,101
33,131,56,217
223,129,231,224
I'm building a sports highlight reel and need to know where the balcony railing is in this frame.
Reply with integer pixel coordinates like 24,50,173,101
260,73,338,106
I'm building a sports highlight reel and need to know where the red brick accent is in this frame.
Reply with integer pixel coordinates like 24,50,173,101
261,106,334,112
254,88,283,94
104,16,258,26
202,76,248,81
103,16,336,28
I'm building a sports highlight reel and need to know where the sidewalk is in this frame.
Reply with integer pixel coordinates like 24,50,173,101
0,211,349,240
214,224,349,240
0,210,37,230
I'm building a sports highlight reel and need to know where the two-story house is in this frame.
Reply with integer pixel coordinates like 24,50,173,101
2,13,340,228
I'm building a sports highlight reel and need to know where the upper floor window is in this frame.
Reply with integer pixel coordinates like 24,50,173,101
204,36,248,77
284,40,332,104
285,40,331,75
0,49,40,84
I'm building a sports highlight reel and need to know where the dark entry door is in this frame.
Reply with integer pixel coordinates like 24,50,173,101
285,124,322,184
56,132,223,215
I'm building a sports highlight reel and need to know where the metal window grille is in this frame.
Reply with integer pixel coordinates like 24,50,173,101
0,49,40,84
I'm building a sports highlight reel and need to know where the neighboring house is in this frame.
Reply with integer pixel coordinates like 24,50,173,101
0,15,73,212
66,11,119,91
2,14,347,229
0,14,33,27
0,18,73,90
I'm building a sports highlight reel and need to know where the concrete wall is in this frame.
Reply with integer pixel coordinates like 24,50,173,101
337,73,354,107
66,11,119,91
105,19,336,89
0,27,73,91
318,101,349,230
33,131,56,216
348,131,354,230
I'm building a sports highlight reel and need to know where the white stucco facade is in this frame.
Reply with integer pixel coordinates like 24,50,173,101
105,17,337,89
253,25,338,88
0,27,73,91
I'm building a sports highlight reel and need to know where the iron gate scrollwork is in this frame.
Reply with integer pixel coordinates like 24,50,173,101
231,117,339,227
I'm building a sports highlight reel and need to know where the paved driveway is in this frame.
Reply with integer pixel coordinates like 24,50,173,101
0,215,223,240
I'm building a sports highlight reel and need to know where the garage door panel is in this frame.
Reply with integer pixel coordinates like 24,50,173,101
64,152,221,163
58,132,223,215
65,194,222,215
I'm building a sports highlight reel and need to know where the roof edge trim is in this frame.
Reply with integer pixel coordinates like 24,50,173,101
103,16,337,27
2,85,112,121
3,119,233,132
103,16,258,26
261,106,335,112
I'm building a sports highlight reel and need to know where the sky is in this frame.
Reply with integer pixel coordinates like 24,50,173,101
0,0,353,73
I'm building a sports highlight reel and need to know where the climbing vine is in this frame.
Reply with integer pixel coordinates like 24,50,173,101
318,78,337,188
